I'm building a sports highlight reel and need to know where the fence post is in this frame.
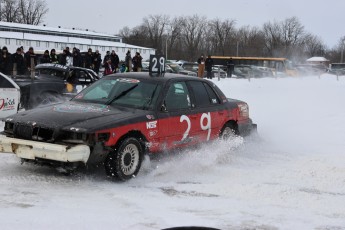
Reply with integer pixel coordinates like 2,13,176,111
218,66,220,81
30,55,35,80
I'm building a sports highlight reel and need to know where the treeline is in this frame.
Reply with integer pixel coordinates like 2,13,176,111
119,15,344,63
0,0,48,25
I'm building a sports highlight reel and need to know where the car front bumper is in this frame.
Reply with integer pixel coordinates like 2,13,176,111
0,135,90,163
238,119,257,136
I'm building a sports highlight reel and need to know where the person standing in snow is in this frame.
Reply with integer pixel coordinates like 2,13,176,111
84,48,93,69
205,55,214,79
12,48,26,75
0,46,12,75
93,50,102,74
50,49,59,64
125,50,132,72
197,54,205,78
40,50,51,64
110,50,119,73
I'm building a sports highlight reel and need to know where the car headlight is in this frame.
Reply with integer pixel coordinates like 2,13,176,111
238,103,249,118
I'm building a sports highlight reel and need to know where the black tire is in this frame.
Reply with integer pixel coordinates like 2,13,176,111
220,123,238,140
104,137,143,181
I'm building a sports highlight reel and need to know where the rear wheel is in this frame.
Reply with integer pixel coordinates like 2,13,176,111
104,137,143,181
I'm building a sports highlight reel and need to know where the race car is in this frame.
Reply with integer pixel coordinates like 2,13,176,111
0,72,20,119
0,72,256,181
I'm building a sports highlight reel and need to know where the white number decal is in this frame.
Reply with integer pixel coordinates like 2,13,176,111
179,113,212,141
200,112,212,141
152,57,158,72
180,115,191,141
151,57,165,73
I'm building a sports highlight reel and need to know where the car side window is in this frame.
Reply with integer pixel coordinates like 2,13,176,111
165,82,191,111
188,81,215,107
204,83,220,104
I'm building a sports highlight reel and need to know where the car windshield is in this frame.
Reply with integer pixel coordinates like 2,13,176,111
72,78,162,110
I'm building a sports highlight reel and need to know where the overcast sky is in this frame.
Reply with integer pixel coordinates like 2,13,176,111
44,0,345,48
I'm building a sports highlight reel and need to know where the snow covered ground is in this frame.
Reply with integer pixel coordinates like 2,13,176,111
1,74,345,230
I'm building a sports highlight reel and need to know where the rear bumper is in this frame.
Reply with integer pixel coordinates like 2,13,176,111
0,135,90,163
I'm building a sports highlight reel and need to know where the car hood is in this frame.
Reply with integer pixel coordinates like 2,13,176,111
6,101,148,132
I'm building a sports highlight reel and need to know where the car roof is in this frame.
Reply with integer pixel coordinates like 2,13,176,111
102,72,206,82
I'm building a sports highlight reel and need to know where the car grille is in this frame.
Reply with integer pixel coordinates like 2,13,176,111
13,123,54,141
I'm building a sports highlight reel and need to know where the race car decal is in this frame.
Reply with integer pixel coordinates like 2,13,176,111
0,98,16,111
146,121,157,129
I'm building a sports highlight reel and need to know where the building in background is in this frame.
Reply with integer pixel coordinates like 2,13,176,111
0,21,155,61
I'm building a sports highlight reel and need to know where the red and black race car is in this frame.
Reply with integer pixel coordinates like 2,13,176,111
0,72,256,181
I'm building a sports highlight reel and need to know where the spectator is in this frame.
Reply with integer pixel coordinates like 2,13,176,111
197,54,205,78
59,49,67,65
110,50,119,73
226,58,234,78
50,49,59,64
125,50,132,72
93,50,102,74
24,47,37,74
132,52,143,72
0,46,12,75
65,47,73,66
12,47,26,75
205,55,214,79
40,50,51,64
103,51,111,66
119,63,128,73
84,48,93,69
72,47,82,67
104,59,113,76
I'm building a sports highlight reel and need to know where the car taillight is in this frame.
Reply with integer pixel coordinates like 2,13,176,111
238,103,249,118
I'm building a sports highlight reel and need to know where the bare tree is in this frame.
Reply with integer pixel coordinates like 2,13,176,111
206,18,236,56
180,15,207,61
236,26,265,56
141,14,170,54
18,0,48,25
0,0,48,25
303,33,326,57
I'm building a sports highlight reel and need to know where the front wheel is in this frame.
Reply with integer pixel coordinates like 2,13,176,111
220,123,238,140
104,137,143,181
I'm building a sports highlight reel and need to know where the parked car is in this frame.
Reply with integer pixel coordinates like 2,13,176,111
166,63,197,76
181,62,227,78
234,65,273,78
11,63,99,109
0,72,256,181
0,72,20,118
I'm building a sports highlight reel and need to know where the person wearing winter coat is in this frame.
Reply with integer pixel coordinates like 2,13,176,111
84,48,93,69
92,50,102,74
103,59,113,76
103,51,111,66
110,50,119,73
50,49,59,64
59,49,67,66
132,52,143,72
72,47,82,67
12,48,26,75
24,47,37,74
0,46,12,75
197,54,205,78
40,50,51,64
125,50,132,72
205,55,214,79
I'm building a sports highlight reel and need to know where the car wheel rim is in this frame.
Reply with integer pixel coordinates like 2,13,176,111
120,143,139,176
221,127,235,140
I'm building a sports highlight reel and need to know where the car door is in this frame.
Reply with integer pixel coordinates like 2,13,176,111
157,80,199,150
187,80,224,142
0,73,20,118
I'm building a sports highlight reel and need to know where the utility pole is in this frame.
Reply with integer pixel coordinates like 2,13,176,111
341,39,345,63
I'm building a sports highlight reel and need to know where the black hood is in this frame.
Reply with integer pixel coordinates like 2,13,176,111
8,101,149,132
